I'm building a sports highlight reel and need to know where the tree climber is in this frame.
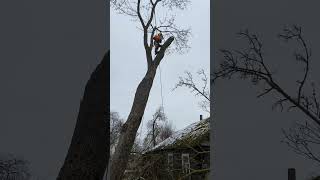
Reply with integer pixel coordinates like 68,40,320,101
153,32,164,55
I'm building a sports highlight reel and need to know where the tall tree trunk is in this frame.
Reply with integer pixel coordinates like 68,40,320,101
109,37,174,180
110,67,156,180
57,52,109,180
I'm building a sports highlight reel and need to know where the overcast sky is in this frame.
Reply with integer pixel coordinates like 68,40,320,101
213,0,320,179
6,1,320,180
110,0,210,136
0,0,106,179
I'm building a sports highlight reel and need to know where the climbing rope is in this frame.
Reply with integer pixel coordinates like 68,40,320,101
159,64,165,115
153,8,157,30
153,9,166,115
153,9,162,35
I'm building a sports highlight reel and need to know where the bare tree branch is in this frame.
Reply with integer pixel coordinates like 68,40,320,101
213,25,320,166
174,69,210,113
282,120,320,164
278,25,311,104
137,0,146,28
145,0,160,28
213,25,320,126
111,0,191,55
174,70,210,102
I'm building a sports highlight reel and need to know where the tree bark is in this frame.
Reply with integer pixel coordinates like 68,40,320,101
57,52,109,180
109,37,174,180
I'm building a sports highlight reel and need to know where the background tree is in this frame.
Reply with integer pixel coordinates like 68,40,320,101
110,111,144,154
0,154,31,180
213,25,320,166
117,107,174,179
110,111,124,155
110,0,191,179
142,106,174,150
174,69,210,113
158,121,174,142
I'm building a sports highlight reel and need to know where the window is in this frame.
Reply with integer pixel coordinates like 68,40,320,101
181,153,190,174
168,153,173,169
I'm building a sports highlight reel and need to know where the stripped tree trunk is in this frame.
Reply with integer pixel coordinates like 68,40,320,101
57,52,109,180
109,37,174,180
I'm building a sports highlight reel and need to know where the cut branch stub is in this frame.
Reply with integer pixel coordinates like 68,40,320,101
154,36,174,67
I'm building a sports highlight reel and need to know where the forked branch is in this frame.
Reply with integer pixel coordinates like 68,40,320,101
213,25,320,126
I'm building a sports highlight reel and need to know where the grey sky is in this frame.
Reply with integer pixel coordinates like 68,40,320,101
110,0,210,137
213,0,320,179
0,0,106,179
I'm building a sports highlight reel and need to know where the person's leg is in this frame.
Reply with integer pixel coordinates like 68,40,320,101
155,44,159,55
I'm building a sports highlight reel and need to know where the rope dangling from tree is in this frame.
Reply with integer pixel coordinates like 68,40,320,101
153,9,165,116
159,64,165,115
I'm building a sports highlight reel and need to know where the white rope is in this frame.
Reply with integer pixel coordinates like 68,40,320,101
154,8,165,115
159,64,165,115
153,7,157,29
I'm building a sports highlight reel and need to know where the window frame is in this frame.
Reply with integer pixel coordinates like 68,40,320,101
181,153,190,174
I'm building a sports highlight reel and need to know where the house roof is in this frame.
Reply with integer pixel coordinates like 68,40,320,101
145,117,210,153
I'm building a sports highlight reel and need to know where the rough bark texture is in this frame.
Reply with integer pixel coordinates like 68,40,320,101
110,67,156,180
57,52,109,180
109,37,174,180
